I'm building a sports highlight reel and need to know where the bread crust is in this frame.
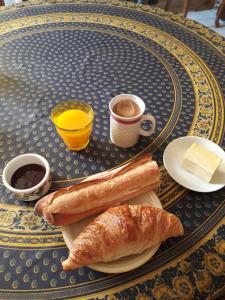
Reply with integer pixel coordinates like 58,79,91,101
62,205,184,271
35,154,160,225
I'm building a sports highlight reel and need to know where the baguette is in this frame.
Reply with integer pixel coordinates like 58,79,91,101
35,154,160,225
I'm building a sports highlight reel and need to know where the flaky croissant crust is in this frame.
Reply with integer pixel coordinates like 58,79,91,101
62,205,183,271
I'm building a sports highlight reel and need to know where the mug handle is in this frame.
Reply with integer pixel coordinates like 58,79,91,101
139,114,156,137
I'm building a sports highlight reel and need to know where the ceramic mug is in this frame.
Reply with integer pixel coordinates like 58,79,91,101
109,94,156,148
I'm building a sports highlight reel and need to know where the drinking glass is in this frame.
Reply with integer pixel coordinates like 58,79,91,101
51,100,94,151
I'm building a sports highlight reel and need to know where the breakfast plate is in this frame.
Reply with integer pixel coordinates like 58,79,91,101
163,136,225,192
61,191,162,273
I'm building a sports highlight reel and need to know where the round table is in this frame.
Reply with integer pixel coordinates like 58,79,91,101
0,1,224,299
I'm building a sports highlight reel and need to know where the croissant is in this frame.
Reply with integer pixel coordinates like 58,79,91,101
62,205,184,271
35,155,160,225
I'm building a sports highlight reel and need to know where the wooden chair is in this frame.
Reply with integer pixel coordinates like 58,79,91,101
215,0,225,27
164,0,190,17
165,0,216,17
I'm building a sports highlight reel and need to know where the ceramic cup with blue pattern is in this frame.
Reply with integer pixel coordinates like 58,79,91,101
2,153,51,201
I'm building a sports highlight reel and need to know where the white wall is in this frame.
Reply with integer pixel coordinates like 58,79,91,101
4,0,22,5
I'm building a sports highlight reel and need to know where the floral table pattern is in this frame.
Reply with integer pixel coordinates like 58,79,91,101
0,0,224,299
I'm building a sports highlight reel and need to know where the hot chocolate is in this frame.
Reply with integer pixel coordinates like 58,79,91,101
113,99,140,118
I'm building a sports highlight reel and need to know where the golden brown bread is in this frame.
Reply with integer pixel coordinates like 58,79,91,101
35,155,160,225
62,205,184,271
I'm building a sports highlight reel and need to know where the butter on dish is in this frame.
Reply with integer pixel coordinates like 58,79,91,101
182,142,222,182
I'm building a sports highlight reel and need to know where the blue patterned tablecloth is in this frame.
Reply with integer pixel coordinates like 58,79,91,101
0,1,224,299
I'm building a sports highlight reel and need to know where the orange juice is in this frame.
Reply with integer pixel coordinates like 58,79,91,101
51,101,94,151
57,109,90,130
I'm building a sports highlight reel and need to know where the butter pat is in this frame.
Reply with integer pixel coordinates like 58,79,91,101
182,143,222,182
218,160,225,173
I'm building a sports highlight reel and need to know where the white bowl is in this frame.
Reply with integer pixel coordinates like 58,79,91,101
2,153,51,201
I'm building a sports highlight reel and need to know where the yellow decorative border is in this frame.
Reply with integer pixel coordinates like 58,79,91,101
0,12,223,202
0,12,224,247
0,0,224,52
0,23,184,213
0,13,223,143
0,3,224,298
0,203,64,247
74,219,225,299
0,214,223,297
0,202,58,233
0,232,64,247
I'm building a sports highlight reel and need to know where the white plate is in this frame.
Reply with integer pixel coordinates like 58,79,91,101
62,191,162,273
163,136,225,192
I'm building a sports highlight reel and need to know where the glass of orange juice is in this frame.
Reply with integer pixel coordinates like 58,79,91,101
51,100,94,151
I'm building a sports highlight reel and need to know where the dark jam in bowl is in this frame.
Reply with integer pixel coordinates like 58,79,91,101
11,164,46,190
